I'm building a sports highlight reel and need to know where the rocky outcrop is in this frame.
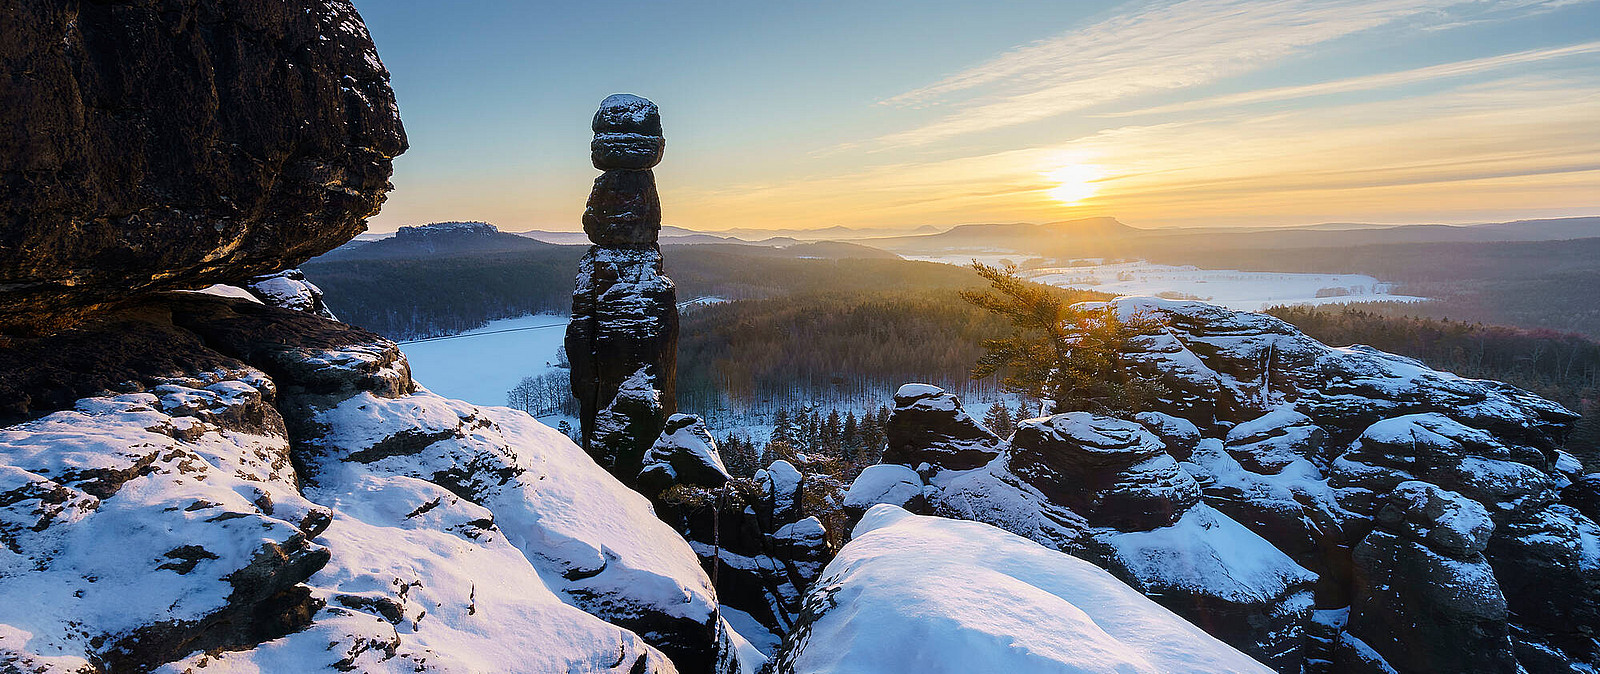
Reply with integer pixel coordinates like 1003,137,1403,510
1347,482,1518,673
882,384,1000,471
0,0,406,334
0,293,737,672
848,299,1599,673
775,505,1273,674
246,269,338,320
638,414,733,496
0,373,330,672
853,386,1315,669
567,95,679,486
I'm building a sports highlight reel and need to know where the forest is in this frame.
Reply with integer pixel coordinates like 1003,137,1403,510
302,244,986,340
1144,237,1600,338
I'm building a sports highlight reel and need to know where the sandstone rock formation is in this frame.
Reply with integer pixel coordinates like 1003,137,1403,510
776,505,1273,674
567,95,679,485
0,0,406,334
882,383,1001,471
847,298,1599,673
638,413,734,496
247,269,339,320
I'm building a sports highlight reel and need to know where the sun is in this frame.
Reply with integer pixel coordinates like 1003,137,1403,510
1044,164,1104,205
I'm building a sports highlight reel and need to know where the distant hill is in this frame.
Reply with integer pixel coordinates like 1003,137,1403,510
859,216,1600,258
866,217,1143,255
319,222,553,260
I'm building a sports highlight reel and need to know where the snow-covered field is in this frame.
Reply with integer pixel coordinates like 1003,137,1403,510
907,256,1427,311
1027,261,1425,311
398,314,568,408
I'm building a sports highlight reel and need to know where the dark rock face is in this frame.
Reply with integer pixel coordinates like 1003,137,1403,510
1008,413,1200,530
0,0,407,334
567,95,679,486
671,459,833,643
1348,482,1519,674
882,383,1001,471
584,170,663,245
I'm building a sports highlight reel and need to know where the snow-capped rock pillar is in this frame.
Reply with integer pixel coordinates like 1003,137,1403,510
566,94,679,486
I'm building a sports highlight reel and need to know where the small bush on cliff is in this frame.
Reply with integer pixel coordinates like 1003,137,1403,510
963,261,1166,416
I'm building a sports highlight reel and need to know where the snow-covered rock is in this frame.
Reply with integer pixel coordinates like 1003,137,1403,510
639,413,732,495
294,387,729,672
774,505,1272,674
1,293,741,672
1224,407,1327,474
878,405,1314,668
882,383,1000,472
567,245,679,487
842,463,926,519
245,269,338,320
0,378,329,671
1349,482,1517,674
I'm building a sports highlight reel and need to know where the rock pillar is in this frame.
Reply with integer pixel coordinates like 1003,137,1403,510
566,94,679,486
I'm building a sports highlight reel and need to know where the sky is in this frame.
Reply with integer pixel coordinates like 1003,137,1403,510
354,0,1600,233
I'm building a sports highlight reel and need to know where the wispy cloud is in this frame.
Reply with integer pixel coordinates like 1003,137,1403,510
871,0,1592,147
1108,40,1600,116
673,72,1600,228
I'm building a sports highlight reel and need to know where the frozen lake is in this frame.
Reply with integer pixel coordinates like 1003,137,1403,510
1025,261,1426,311
907,255,1426,311
398,314,569,408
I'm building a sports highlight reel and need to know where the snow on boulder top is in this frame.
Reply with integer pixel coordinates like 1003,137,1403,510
639,413,732,492
893,383,946,401
1377,481,1495,557
777,504,1273,674
593,94,663,135
1014,412,1165,462
843,463,925,514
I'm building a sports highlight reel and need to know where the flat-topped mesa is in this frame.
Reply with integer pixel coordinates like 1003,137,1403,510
567,94,679,486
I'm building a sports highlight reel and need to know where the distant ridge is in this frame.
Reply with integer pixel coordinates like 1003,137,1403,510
318,221,554,261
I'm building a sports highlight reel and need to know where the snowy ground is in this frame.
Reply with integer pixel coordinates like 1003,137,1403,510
906,256,1427,311
398,314,568,408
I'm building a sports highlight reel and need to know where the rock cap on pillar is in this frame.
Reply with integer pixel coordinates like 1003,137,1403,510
584,93,664,245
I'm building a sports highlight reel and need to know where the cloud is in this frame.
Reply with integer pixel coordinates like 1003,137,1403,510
871,0,1594,147
671,72,1600,228
1107,40,1600,117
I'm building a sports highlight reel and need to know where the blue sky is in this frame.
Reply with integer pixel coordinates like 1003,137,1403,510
354,0,1600,232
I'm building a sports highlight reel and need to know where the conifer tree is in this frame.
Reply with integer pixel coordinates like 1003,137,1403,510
771,408,793,446
962,261,1167,416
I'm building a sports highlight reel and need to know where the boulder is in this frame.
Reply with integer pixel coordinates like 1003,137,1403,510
882,384,1000,472
593,94,664,135
1006,413,1200,530
593,133,666,170
1134,410,1202,460
0,0,406,334
843,463,927,521
246,269,338,320
1348,482,1519,674
1225,408,1327,474
638,413,733,495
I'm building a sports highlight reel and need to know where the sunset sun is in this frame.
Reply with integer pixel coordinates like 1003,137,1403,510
1045,164,1104,205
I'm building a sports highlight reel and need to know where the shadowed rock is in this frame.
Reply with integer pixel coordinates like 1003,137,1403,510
567,95,679,486
883,384,1001,472
0,0,406,334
